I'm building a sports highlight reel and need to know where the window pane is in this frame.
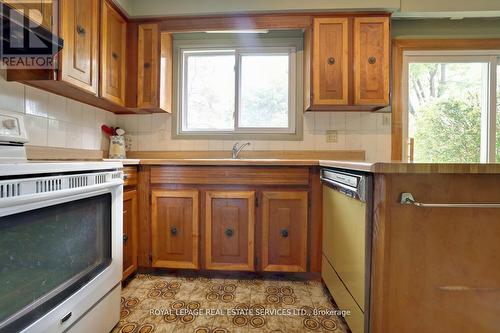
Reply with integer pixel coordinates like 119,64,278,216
239,54,289,128
408,62,487,163
497,64,500,162
184,53,235,131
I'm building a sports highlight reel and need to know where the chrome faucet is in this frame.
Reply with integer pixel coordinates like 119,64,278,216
231,142,250,159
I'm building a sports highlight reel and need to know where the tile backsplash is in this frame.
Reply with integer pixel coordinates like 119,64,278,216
116,112,392,161
1,73,391,161
0,74,116,151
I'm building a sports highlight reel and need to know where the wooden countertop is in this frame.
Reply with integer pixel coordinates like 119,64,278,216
138,158,320,166
319,160,500,174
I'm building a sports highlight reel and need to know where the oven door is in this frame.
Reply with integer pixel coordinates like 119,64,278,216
0,178,123,333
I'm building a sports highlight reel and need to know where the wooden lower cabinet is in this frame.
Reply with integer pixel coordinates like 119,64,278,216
151,190,199,269
261,191,308,272
123,190,138,280
205,191,255,271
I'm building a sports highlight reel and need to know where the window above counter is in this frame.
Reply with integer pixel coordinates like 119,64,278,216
172,31,303,140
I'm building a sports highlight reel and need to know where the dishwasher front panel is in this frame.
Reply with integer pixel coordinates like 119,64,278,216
323,184,367,312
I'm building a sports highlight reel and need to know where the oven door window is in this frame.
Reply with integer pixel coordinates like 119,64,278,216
0,193,112,331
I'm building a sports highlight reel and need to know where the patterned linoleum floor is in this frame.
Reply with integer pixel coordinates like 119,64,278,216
112,273,349,333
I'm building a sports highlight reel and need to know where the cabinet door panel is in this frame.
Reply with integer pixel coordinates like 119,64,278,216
205,191,255,271
101,1,126,106
313,17,349,105
60,0,99,94
137,24,159,108
262,191,308,272
151,190,199,269
354,17,390,105
123,190,138,280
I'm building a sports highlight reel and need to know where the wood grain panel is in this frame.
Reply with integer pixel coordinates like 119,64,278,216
122,190,138,280
151,190,199,269
101,1,127,106
123,166,137,186
137,24,159,108
60,0,99,94
313,17,349,105
137,166,151,267
354,17,390,105
160,33,173,113
205,191,255,271
371,173,500,333
150,166,310,185
261,191,308,272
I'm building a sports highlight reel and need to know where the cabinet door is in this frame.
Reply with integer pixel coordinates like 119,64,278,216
100,1,126,106
262,191,308,272
205,191,255,271
353,17,390,105
137,24,159,108
312,17,349,106
60,0,99,94
151,190,199,269
123,190,138,280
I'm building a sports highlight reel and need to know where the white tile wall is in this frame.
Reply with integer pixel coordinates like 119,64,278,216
0,74,116,151
116,112,393,161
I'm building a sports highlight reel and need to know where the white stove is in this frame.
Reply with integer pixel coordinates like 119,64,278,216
0,111,124,333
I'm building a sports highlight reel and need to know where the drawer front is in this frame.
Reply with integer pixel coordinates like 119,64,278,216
123,166,137,186
150,166,309,186
322,255,364,333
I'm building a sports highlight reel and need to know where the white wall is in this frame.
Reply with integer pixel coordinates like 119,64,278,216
116,112,392,161
0,74,116,151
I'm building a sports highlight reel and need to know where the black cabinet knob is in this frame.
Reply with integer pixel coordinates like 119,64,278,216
280,229,289,238
368,56,376,64
112,52,119,60
123,234,128,242
171,227,177,236
225,228,234,237
76,25,86,35
327,57,335,65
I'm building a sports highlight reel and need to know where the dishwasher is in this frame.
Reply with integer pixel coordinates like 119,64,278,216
320,168,373,333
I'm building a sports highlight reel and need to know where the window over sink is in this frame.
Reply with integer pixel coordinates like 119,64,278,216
172,31,303,140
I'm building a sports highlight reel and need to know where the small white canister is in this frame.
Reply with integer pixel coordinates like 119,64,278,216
109,135,126,159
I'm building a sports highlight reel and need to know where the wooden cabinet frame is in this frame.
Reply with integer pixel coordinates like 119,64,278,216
261,191,308,272
151,190,199,269
205,191,255,271
123,190,138,280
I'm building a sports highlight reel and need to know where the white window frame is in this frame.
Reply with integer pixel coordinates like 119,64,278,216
402,50,500,163
179,46,297,135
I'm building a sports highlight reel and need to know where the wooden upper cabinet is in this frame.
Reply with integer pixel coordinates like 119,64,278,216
306,14,390,111
205,191,255,271
123,190,138,280
137,24,159,109
354,17,390,105
261,191,308,272
100,1,126,106
151,190,199,269
59,0,99,94
312,18,349,106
